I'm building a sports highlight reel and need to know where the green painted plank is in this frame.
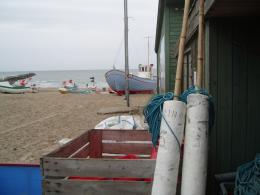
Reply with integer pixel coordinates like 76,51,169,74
231,30,248,169
207,19,219,195
216,20,233,172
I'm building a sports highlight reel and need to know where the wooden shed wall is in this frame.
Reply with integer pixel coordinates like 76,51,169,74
207,18,260,194
167,7,183,91
157,5,183,93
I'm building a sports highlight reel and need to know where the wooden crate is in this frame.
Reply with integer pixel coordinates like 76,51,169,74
41,129,156,195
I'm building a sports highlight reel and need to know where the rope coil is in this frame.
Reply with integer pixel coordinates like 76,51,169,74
235,154,260,195
143,87,214,147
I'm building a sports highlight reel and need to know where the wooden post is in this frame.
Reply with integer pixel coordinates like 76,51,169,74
89,130,102,158
174,0,191,99
196,0,205,88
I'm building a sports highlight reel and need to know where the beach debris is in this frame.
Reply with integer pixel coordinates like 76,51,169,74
97,106,139,115
58,138,72,145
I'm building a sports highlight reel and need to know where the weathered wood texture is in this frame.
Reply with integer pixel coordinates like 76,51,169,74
42,129,154,195
206,0,260,17
207,18,260,194
103,143,152,155
89,130,102,158
102,130,151,141
42,158,155,178
47,131,89,158
43,179,152,195
45,129,152,159
157,5,183,93
168,7,184,92
186,0,199,43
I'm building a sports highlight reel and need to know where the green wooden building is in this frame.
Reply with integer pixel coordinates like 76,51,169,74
155,0,260,194
155,0,183,93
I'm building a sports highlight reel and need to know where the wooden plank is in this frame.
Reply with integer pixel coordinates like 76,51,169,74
42,158,155,178
231,24,247,169
102,143,153,155
97,106,139,115
217,20,233,172
246,45,260,161
47,131,90,158
43,179,152,195
102,130,151,142
70,144,90,158
207,19,219,195
89,130,102,158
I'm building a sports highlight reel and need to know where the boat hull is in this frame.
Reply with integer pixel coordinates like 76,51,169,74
105,69,156,95
0,84,31,94
58,88,69,94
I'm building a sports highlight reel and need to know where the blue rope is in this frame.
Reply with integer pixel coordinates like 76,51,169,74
181,86,215,129
143,86,215,146
235,154,260,195
180,86,210,103
143,92,174,146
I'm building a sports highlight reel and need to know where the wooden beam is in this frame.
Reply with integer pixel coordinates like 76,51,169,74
102,130,151,142
43,179,152,195
89,130,103,158
102,143,153,155
42,158,155,178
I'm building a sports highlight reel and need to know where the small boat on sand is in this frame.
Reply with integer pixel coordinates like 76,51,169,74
59,80,92,94
0,73,36,94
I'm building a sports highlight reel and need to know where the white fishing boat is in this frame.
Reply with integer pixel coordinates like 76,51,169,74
105,64,156,95
0,73,36,94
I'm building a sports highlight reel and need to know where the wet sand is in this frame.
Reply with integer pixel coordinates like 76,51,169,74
0,89,151,163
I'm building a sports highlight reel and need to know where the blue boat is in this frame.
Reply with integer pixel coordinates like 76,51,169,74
105,64,156,95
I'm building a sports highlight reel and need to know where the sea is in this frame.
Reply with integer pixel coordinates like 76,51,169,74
1,69,139,89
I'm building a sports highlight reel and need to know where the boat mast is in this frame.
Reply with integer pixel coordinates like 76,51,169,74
124,0,130,107
145,36,151,66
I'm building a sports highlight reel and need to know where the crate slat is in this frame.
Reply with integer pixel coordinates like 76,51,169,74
43,179,152,195
102,143,153,155
47,131,90,158
42,158,155,178
102,130,151,141
89,130,102,158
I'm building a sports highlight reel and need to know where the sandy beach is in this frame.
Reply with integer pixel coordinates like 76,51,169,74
0,89,151,163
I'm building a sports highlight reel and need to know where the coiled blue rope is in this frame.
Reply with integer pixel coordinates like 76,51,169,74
143,92,174,146
143,86,214,146
235,154,260,195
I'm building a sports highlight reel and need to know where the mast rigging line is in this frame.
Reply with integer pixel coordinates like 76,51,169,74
112,35,124,69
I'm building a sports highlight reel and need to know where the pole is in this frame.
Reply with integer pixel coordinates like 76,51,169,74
181,1,209,194
124,0,130,107
174,0,191,99
196,0,205,89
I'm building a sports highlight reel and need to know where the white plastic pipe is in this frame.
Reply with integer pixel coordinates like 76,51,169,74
181,93,209,195
152,100,186,195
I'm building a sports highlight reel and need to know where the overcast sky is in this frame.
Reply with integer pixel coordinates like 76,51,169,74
0,0,159,71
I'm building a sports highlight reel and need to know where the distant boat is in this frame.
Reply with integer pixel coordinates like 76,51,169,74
0,73,36,94
58,79,92,94
105,64,156,95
